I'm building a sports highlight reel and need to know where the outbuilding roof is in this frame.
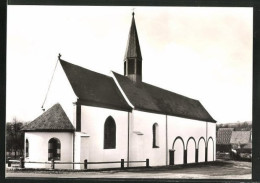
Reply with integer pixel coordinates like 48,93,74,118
112,71,216,122
242,143,252,149
60,59,132,111
216,128,234,144
230,131,251,144
22,103,75,132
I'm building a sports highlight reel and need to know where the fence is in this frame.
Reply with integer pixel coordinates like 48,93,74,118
7,157,150,170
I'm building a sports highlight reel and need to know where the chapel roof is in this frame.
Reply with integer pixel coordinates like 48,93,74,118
22,103,75,132
60,59,132,111
112,71,216,122
216,128,234,144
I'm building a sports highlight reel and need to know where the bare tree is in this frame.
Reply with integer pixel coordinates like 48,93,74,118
6,117,24,159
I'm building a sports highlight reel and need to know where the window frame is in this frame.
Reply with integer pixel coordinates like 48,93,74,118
25,139,29,158
153,123,159,148
48,138,61,161
104,116,116,149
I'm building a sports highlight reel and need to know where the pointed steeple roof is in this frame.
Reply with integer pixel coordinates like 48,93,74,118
124,12,142,61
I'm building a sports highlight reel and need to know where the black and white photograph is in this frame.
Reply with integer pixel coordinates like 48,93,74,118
5,5,252,179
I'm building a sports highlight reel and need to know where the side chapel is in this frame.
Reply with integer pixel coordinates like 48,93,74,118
23,12,216,169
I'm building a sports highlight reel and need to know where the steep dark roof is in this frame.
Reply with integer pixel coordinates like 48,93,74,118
217,128,234,144
230,131,251,144
124,12,142,61
59,59,131,111
112,72,216,123
22,103,75,132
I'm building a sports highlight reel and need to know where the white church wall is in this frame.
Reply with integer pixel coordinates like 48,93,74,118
79,105,128,169
74,132,90,169
24,132,73,169
207,122,216,161
173,138,184,165
74,132,81,169
187,138,196,163
43,61,77,126
129,110,166,167
167,116,207,165
198,138,206,162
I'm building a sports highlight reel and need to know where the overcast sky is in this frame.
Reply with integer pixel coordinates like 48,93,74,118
7,6,252,123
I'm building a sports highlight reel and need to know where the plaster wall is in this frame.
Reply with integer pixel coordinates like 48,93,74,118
198,138,206,162
129,110,166,167
78,105,128,169
167,116,208,165
24,132,73,169
207,122,216,161
187,138,196,163
173,139,184,165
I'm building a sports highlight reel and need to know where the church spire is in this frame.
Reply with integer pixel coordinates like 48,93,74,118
124,12,142,83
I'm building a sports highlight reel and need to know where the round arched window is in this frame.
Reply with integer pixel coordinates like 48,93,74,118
48,138,61,161
153,123,159,148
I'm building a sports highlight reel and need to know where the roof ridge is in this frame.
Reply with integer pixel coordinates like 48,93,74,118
112,71,198,102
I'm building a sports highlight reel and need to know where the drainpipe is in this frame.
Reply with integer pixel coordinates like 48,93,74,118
72,131,75,170
127,112,130,167
166,115,168,166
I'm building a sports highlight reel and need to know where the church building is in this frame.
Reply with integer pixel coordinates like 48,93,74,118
23,12,216,169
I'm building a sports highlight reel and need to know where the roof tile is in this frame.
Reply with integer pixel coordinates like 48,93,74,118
60,59,132,111
22,103,75,132
217,128,234,144
230,131,251,144
113,71,216,122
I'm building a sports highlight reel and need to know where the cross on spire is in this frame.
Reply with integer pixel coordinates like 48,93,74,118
132,8,135,16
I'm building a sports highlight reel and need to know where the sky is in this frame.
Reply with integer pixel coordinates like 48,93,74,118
6,6,253,123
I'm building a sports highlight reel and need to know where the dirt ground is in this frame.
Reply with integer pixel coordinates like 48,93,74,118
6,160,251,179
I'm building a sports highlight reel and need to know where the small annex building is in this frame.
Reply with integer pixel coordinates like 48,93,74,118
23,12,216,169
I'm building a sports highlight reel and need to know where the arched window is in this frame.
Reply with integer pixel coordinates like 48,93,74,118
25,139,29,157
104,116,116,149
48,138,61,161
153,123,159,148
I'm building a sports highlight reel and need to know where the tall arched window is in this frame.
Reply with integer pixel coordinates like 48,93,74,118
104,116,116,149
25,139,29,157
48,138,61,161
153,123,159,148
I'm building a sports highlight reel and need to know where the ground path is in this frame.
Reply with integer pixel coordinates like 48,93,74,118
6,160,251,179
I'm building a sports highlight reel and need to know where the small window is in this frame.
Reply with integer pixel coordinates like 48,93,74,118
25,139,29,157
104,116,116,149
153,123,159,148
48,138,61,161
